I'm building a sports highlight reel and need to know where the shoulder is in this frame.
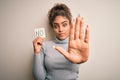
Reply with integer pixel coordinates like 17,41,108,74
42,40,56,49
41,40,56,53
43,40,55,46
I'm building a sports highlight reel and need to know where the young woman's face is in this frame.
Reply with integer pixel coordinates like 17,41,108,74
53,16,71,40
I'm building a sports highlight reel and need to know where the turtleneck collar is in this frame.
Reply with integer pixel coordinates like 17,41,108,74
55,37,69,44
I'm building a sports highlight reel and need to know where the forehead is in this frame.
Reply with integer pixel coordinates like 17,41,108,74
53,16,69,24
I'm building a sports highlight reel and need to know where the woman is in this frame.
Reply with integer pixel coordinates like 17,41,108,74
33,3,89,80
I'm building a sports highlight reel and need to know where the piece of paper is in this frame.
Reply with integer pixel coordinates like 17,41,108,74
35,28,46,38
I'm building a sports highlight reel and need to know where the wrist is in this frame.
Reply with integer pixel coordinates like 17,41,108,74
34,51,40,54
34,48,41,54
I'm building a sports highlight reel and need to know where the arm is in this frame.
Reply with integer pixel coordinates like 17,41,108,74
33,48,46,80
32,37,46,80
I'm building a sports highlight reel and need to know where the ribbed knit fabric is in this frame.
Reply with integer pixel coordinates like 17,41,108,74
33,37,80,80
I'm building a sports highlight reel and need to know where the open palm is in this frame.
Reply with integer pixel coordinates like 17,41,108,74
55,16,90,63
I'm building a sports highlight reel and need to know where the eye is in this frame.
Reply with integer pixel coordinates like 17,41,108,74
62,23,67,27
53,24,59,29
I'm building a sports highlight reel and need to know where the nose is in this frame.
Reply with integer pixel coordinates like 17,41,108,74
59,26,63,32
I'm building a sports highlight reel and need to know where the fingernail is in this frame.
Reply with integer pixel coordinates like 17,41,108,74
73,19,75,21
72,18,75,22
53,46,55,49
78,14,80,17
81,17,83,20
85,24,88,28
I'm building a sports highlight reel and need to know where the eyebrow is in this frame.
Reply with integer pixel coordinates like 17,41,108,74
61,21,68,24
53,21,68,25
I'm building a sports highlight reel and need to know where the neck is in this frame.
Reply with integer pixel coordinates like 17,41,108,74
55,37,69,44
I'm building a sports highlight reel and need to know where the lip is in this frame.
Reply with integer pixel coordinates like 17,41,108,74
58,33,65,36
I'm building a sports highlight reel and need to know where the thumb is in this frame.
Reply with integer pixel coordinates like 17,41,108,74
53,46,69,58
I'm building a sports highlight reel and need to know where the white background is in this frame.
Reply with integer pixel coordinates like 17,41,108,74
0,0,120,80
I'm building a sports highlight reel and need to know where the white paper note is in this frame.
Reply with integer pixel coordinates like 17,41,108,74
35,28,46,38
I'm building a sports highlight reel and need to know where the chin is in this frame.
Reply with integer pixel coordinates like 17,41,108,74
58,36,67,40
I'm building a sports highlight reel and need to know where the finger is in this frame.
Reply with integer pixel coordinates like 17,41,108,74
33,37,43,45
53,46,69,58
37,37,43,45
84,25,89,43
69,19,75,41
33,37,41,43
75,15,80,39
79,17,84,40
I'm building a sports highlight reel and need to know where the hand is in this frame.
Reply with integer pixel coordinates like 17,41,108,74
54,16,90,63
33,37,43,54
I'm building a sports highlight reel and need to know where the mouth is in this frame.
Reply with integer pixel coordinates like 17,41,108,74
58,33,65,37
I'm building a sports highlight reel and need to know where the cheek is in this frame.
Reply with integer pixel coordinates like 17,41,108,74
65,26,70,34
53,29,58,34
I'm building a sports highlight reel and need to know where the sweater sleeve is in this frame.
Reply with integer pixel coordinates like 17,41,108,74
33,47,46,80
